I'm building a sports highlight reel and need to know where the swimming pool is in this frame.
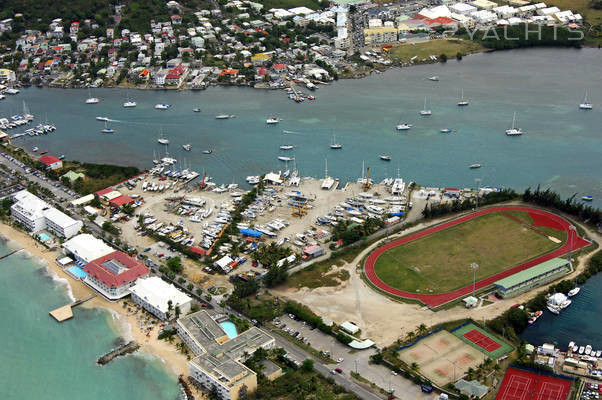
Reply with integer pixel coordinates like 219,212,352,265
67,266,87,280
220,322,238,339
38,233,51,242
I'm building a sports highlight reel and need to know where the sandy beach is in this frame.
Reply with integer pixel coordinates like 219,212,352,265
0,222,194,381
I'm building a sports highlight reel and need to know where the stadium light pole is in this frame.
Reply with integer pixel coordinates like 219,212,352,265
470,263,479,297
475,178,481,210
569,225,576,264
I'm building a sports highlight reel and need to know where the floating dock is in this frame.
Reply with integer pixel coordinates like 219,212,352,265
49,294,96,322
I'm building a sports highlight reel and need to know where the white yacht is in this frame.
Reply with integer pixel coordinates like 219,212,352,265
123,100,137,108
280,145,294,150
266,117,280,124
429,76,439,81
420,97,432,116
182,144,192,151
96,116,110,121
215,114,231,119
85,88,99,104
278,156,293,161
579,91,593,110
396,123,412,130
157,129,169,145
101,121,114,134
567,287,580,297
155,103,170,109
379,155,391,161
440,128,452,133
330,134,342,149
505,112,523,136
469,163,481,169
457,89,469,106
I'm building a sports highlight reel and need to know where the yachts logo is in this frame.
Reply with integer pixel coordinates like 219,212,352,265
444,24,584,42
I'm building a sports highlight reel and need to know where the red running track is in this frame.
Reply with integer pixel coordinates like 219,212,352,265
364,206,590,308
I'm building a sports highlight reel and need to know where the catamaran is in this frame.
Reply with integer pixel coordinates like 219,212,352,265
579,91,593,110
266,117,280,124
155,103,170,109
85,88,99,104
505,112,523,136
123,90,136,107
420,97,432,116
330,134,342,149
101,121,114,134
457,89,469,106
182,144,192,151
157,129,169,145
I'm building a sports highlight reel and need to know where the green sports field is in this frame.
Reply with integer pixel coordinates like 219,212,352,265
373,211,562,293
451,322,514,359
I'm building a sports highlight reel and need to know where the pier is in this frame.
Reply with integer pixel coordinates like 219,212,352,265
97,341,140,365
49,294,96,322
0,248,23,260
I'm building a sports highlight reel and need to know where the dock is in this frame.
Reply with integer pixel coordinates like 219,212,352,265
0,248,23,260
49,294,96,322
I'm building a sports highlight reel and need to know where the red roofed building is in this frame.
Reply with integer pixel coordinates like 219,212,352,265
423,17,457,27
39,155,62,170
165,64,187,86
273,63,287,72
219,68,239,78
83,250,150,299
171,14,182,24
188,246,206,257
95,187,114,197
109,195,135,208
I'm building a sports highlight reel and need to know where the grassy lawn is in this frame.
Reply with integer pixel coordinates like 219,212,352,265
388,39,487,63
287,260,350,289
373,211,562,293
504,210,568,243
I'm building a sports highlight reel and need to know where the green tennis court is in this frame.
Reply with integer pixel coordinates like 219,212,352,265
451,323,513,359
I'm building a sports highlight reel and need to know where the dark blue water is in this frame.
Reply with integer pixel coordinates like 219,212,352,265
519,273,602,350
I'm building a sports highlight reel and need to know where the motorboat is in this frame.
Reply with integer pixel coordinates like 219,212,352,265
330,134,342,149
123,100,137,108
202,150,212,154
579,91,593,110
440,128,452,133
505,112,523,136
215,114,231,119
182,144,192,151
578,346,585,354
58,155,65,160
585,345,592,355
420,97,432,116
547,304,560,315
280,145,294,150
96,116,110,121
528,310,543,325
457,89,469,106
32,147,38,152
582,195,593,202
155,104,170,109
193,108,201,112
396,123,412,130
469,164,481,169
380,155,391,161
86,97,99,104
266,117,280,124
429,76,439,81
568,287,580,297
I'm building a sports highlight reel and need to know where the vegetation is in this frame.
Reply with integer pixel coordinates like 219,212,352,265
422,188,518,219
373,211,561,293
102,221,119,235
227,292,283,323
332,217,385,246
284,301,332,334
468,24,584,49
523,186,602,226
388,39,486,63
286,260,349,289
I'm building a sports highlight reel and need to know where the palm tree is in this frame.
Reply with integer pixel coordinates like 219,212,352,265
406,331,416,342
410,362,419,371
417,323,428,336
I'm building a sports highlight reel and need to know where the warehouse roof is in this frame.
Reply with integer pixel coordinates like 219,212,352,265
494,258,569,289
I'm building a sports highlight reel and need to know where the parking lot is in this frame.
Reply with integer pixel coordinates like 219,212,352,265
581,382,601,400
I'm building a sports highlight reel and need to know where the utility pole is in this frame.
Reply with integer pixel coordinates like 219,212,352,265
475,178,481,210
471,263,479,297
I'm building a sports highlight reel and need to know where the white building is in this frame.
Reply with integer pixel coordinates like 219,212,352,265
450,2,477,15
62,233,114,264
11,190,82,238
129,276,192,320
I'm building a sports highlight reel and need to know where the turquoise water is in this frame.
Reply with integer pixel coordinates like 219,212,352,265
2,47,601,206
0,239,181,400
38,233,51,241
67,265,87,279
220,322,238,339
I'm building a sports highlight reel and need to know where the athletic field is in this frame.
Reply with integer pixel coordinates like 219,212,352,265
452,322,513,359
398,330,486,387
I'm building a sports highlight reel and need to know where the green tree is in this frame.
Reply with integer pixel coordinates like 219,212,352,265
166,256,183,273
301,359,314,373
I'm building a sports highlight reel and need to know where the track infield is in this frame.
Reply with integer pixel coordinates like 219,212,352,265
452,322,513,359
496,367,572,400
364,206,590,307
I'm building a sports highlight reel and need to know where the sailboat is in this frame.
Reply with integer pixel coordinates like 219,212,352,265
420,96,432,115
279,132,294,150
396,110,412,130
321,159,335,190
85,88,99,104
153,151,159,164
101,121,114,134
157,128,169,145
457,89,469,106
579,91,593,110
505,112,523,136
330,134,342,149
123,90,136,107
182,144,192,151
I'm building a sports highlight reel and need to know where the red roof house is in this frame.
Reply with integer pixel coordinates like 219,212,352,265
83,250,150,299
109,195,135,208
39,155,62,170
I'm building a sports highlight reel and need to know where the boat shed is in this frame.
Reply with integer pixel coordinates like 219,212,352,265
493,258,570,298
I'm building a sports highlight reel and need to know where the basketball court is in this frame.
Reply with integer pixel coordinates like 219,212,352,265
398,330,486,387
496,367,572,400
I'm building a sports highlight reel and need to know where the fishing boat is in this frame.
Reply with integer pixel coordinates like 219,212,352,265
582,195,593,201
568,287,580,297
202,150,212,154
396,123,412,130
469,163,481,169
266,117,280,124
85,88,99,104
101,121,114,134
420,97,432,116
96,116,109,121
579,91,593,110
182,144,192,151
440,128,452,133
330,134,342,149
457,89,469,106
505,112,523,136
429,76,439,81
192,108,201,113
380,155,391,161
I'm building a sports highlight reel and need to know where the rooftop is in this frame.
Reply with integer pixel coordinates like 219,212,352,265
62,233,114,263
494,258,569,289
129,276,191,313
84,250,149,288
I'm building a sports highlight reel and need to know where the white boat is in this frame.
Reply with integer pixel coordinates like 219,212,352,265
155,103,170,109
469,163,481,169
582,195,593,202
457,89,469,106
192,108,201,112
280,145,294,150
585,345,592,355
567,287,580,297
96,116,110,121
101,121,114,134
505,112,523,136
85,88,99,104
157,129,169,145
578,346,585,354
278,156,293,161
396,123,412,130
380,155,391,161
215,114,231,119
182,144,192,151
420,97,432,116
123,100,137,108
579,91,593,110
33,147,38,152
596,350,602,358
572,345,579,353
440,128,452,133
266,117,280,124
547,304,560,315
330,134,342,149
202,150,212,154
429,76,439,81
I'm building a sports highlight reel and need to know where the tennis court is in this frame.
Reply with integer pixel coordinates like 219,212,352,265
496,367,572,400
452,322,513,359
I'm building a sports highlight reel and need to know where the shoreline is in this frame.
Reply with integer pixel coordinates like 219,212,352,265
0,222,191,380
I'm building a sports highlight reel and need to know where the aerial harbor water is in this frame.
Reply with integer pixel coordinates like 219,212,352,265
2,48,601,207
0,240,181,400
